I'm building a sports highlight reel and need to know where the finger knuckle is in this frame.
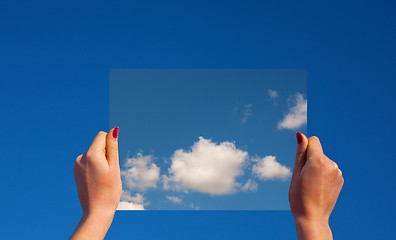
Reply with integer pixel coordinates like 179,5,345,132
311,155,326,170
317,155,327,166
98,131,107,136
85,150,94,159
73,161,79,171
75,154,83,162
309,136,320,142
85,150,99,161
329,160,338,170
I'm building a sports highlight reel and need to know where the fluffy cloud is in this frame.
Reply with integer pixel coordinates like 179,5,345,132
164,137,249,195
117,190,149,210
252,156,291,180
268,89,279,99
166,196,182,204
117,201,145,210
241,104,253,123
121,153,160,191
278,93,307,130
241,179,258,192
121,190,144,204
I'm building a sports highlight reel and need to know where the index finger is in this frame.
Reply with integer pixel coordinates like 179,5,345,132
306,136,324,160
87,131,107,154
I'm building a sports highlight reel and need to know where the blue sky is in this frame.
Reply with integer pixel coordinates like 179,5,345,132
110,69,306,210
1,0,395,239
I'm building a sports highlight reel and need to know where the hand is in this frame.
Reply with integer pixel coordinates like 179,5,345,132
70,127,122,240
289,133,344,240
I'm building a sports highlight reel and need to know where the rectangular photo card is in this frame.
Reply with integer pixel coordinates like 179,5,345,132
110,69,307,210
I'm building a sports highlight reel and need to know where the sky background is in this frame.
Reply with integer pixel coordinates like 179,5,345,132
110,69,306,210
1,0,395,239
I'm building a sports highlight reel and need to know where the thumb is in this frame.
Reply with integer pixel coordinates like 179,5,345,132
106,127,120,168
293,132,308,174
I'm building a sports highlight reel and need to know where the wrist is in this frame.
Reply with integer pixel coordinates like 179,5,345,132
81,209,116,232
294,216,332,240
82,207,116,221
81,213,114,229
70,211,115,240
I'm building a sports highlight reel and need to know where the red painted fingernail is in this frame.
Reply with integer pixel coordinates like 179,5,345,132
296,132,302,144
113,127,119,138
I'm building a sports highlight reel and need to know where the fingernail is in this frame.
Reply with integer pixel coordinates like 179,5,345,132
296,132,302,144
113,127,119,139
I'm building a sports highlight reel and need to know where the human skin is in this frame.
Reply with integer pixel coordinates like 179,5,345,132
70,130,343,239
70,127,122,240
289,132,344,240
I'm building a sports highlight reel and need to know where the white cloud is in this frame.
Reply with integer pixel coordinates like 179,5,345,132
119,190,150,210
252,156,291,180
164,137,249,195
241,179,258,192
121,190,144,204
166,196,182,204
117,201,145,210
278,93,307,130
241,104,253,123
121,153,160,191
268,89,279,100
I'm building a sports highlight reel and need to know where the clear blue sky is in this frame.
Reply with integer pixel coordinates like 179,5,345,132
1,0,395,239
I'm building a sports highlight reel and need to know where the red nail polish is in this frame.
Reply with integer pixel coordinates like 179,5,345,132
113,127,119,138
296,132,302,144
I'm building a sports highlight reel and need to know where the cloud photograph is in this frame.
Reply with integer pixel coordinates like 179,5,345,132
110,69,307,210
